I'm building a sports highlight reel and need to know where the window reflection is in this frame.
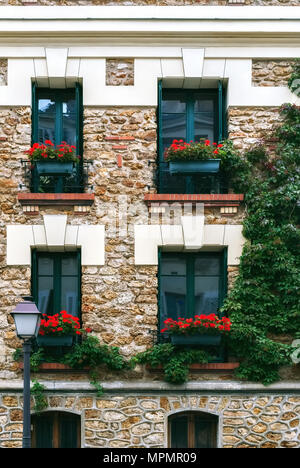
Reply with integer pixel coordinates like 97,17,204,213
160,254,222,327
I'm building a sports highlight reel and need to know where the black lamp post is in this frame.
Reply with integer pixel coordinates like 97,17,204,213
11,297,42,448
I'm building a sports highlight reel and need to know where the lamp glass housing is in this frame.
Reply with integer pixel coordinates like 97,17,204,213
11,299,41,340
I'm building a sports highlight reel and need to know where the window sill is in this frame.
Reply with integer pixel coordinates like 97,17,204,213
144,194,244,206
18,193,94,215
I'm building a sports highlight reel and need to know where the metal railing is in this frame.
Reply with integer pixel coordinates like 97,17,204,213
20,160,93,193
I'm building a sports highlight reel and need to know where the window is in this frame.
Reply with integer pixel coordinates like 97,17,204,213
32,412,81,448
169,412,218,448
32,251,81,318
31,84,83,193
157,82,227,194
159,251,227,330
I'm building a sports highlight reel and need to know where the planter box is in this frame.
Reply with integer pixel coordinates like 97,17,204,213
169,159,220,175
36,335,73,347
35,161,74,175
170,334,222,346
19,362,89,372
146,363,239,372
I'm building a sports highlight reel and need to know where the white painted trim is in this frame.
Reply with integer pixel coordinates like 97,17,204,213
134,219,245,266
0,7,299,39
6,216,105,266
1,46,300,60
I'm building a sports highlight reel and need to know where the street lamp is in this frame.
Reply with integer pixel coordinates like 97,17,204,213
11,296,42,448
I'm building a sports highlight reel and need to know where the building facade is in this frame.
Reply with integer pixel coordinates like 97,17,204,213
0,3,299,448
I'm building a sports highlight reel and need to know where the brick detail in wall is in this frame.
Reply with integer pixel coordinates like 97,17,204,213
144,194,244,205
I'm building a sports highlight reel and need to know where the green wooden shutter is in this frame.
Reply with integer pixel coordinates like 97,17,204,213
59,414,79,448
35,414,53,448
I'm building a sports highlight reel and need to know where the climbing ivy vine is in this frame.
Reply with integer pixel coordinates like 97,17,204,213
221,63,300,384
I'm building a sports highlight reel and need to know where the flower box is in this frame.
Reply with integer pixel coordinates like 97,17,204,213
36,335,74,347
170,334,222,346
169,159,220,175
35,161,74,176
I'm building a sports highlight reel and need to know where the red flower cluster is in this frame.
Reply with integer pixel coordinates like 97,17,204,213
39,310,92,337
169,139,223,153
164,139,224,162
25,140,79,163
160,314,231,336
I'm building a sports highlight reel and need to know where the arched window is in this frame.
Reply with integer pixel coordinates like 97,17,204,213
32,411,81,448
168,411,218,448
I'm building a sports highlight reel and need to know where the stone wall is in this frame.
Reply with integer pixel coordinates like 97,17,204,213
0,391,299,448
106,59,134,87
252,60,295,87
0,104,247,380
0,0,299,6
227,106,281,151
0,59,7,86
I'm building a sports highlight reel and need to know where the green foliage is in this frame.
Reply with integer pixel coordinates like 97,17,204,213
31,379,48,414
222,102,300,384
287,59,300,96
63,335,127,371
133,344,210,384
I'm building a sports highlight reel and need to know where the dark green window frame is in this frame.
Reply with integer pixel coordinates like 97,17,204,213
158,249,228,334
31,250,81,320
31,83,83,193
32,83,83,154
157,82,227,194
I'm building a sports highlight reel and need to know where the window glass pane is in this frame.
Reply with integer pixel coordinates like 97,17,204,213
62,97,76,146
38,98,55,113
161,256,186,276
194,113,214,142
195,257,220,276
62,99,76,114
38,256,54,276
162,113,186,151
194,99,214,113
194,277,219,315
61,277,78,316
161,277,186,321
162,99,186,113
170,416,188,448
38,277,54,316
61,256,78,276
